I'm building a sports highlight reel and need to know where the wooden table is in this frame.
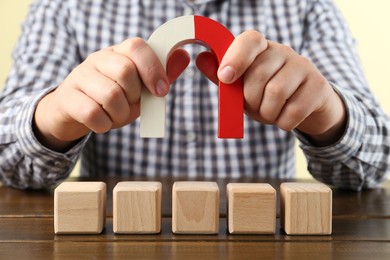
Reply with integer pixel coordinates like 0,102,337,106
1,176,390,259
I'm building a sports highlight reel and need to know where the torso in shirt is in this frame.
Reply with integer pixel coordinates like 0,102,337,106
73,0,309,179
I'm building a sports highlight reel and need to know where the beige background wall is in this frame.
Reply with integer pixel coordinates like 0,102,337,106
1,0,390,179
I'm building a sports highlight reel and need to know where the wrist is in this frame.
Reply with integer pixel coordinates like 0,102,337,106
299,88,348,147
304,116,347,147
33,92,79,152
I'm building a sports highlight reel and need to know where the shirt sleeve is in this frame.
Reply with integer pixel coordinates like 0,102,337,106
295,0,390,190
0,0,87,189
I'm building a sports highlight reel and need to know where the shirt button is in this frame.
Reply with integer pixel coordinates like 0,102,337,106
183,7,193,15
186,132,197,142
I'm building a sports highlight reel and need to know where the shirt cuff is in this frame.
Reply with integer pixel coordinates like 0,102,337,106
295,83,365,164
13,87,89,171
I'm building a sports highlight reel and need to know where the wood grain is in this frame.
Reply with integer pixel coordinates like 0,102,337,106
227,183,276,234
2,217,390,242
1,241,390,259
280,182,332,235
54,182,106,234
113,181,161,234
172,181,220,234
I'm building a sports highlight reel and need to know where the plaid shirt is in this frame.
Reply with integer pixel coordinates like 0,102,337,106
1,0,389,190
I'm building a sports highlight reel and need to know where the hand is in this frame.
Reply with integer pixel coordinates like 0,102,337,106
196,30,347,146
34,38,190,151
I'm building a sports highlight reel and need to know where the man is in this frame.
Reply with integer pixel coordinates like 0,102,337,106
1,0,389,190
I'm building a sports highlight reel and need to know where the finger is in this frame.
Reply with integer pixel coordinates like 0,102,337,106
71,66,131,125
275,80,319,132
218,30,268,84
167,48,190,83
259,60,308,123
112,38,170,97
128,102,141,123
64,88,113,134
283,77,331,134
243,42,286,114
87,50,142,104
112,102,141,129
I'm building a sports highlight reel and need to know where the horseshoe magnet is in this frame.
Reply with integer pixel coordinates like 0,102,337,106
140,15,244,139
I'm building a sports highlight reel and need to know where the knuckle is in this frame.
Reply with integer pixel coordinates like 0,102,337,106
104,83,124,103
85,50,108,64
276,120,294,132
111,112,129,128
82,103,103,123
276,105,305,131
286,104,305,120
296,56,318,74
259,107,276,123
244,30,265,45
125,37,146,53
116,59,135,81
86,51,99,61
266,81,283,99
297,56,312,67
83,104,112,133
317,75,329,89
243,30,269,52
279,44,294,55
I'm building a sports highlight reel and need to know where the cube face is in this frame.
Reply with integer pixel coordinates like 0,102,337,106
281,182,332,235
113,182,162,234
227,183,276,234
172,182,219,234
54,182,106,234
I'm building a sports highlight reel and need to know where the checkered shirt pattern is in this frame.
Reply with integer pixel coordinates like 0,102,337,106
1,0,389,190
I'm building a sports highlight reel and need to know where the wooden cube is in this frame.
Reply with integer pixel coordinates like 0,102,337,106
280,182,332,235
172,181,219,234
54,182,106,234
227,183,276,234
113,181,162,234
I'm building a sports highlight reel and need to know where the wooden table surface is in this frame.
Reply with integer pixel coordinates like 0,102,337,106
1,176,390,259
